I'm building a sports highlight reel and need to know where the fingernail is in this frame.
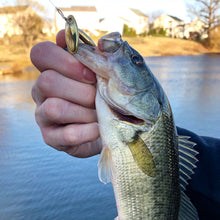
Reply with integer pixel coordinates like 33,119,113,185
83,68,97,83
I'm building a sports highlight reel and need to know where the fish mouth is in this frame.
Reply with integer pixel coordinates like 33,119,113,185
98,77,146,125
76,32,124,81
111,107,146,124
95,33,146,125
77,33,146,125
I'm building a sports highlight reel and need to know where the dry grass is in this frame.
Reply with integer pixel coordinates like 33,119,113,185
123,36,209,57
0,44,31,67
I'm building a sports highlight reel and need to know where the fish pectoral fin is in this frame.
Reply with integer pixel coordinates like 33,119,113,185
178,136,198,191
98,146,112,184
178,191,199,220
128,135,156,177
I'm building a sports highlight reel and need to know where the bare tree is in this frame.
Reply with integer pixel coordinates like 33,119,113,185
16,12,44,47
16,0,46,14
186,0,220,41
13,0,46,47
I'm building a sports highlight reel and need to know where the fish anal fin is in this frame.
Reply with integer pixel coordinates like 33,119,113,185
98,147,112,184
128,135,156,177
179,191,199,220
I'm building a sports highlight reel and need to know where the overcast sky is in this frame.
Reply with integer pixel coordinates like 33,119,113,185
1,0,191,22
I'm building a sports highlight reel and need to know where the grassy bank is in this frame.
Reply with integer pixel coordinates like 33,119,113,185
0,35,213,77
124,36,209,57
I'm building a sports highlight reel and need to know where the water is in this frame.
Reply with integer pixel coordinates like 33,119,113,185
0,55,219,220
146,54,220,138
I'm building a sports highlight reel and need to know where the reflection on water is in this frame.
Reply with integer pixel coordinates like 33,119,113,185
0,68,39,82
0,55,219,220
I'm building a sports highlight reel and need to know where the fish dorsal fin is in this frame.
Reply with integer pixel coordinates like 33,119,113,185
178,136,199,219
178,136,198,191
179,191,199,220
98,147,112,184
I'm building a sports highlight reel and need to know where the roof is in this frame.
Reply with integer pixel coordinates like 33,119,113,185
168,15,183,22
0,5,29,14
59,6,97,12
130,8,148,17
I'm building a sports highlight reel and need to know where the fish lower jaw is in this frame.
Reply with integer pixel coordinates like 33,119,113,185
109,106,146,125
97,77,146,125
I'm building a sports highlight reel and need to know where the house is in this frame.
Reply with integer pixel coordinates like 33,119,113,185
153,14,185,38
0,5,34,38
56,6,149,36
99,16,130,34
100,8,149,35
55,6,100,36
184,19,208,40
127,8,149,35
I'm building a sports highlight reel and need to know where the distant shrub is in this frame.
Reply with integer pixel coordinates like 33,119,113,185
123,24,137,37
150,28,166,36
158,28,166,36
139,32,147,37
189,32,201,41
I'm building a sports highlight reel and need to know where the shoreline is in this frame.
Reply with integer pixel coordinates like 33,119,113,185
1,35,219,79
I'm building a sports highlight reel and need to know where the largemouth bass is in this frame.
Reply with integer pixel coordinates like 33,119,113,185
74,32,199,220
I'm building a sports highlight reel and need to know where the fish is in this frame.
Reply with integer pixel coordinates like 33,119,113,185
73,32,199,220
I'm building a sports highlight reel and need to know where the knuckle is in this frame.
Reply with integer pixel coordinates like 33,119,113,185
34,98,62,126
43,98,62,122
63,126,81,146
34,107,41,126
37,70,54,93
40,128,51,146
42,133,51,146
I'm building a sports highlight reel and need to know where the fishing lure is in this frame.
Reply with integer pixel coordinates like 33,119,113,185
49,0,96,54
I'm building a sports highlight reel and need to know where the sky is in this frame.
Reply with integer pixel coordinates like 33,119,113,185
1,0,191,22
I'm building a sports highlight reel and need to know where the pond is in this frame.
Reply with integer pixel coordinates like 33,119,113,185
0,54,219,220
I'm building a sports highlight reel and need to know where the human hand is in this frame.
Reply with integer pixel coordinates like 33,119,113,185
30,30,102,158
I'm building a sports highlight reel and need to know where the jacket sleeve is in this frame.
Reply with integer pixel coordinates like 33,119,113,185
177,127,220,220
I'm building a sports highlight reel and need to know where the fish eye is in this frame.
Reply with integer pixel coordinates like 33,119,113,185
131,54,143,65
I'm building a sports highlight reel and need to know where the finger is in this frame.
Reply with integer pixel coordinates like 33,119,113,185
65,138,102,158
32,70,96,107
30,41,96,84
56,29,66,48
41,123,100,156
35,97,97,125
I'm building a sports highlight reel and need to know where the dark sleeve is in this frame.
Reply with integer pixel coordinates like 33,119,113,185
177,127,220,220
